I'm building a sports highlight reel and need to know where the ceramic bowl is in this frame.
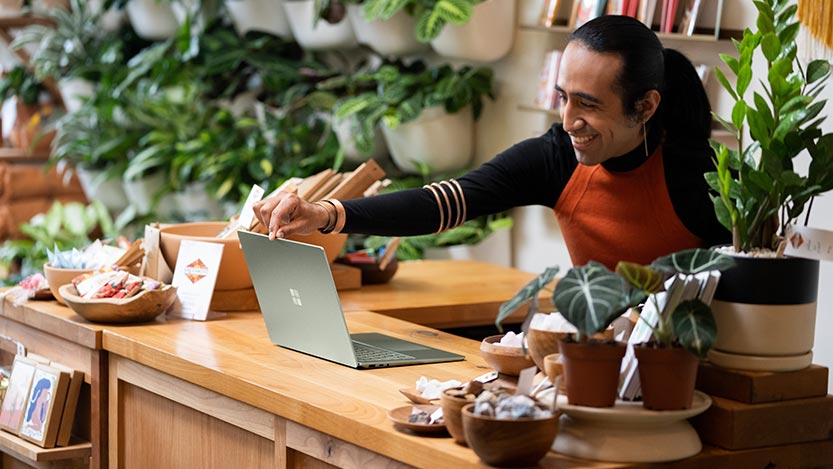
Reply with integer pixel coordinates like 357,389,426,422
159,222,347,291
43,263,93,305
461,403,559,467
59,283,177,324
480,334,536,376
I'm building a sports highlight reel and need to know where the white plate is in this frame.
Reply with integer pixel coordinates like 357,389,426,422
556,391,711,426
707,349,813,372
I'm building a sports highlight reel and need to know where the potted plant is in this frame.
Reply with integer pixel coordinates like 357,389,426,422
331,60,494,174
618,249,734,410
283,0,358,50
0,66,57,153
12,0,106,113
428,0,515,62
343,0,427,56
706,0,833,370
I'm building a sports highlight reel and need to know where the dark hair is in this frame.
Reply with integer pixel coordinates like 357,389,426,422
569,15,711,142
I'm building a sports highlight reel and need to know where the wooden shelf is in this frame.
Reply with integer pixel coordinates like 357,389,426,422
0,148,50,164
0,15,54,28
519,22,741,42
0,430,90,463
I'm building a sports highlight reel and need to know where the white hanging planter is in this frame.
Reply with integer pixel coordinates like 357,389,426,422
430,0,516,63
424,228,512,267
58,78,95,114
126,0,179,40
346,5,426,57
173,182,226,222
225,0,292,39
381,106,473,175
89,0,127,32
332,114,388,164
0,0,22,18
282,0,357,50
75,167,130,214
122,171,167,215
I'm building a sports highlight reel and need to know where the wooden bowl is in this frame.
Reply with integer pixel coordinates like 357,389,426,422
526,327,570,371
440,386,475,446
543,353,565,389
461,403,559,467
58,284,177,324
480,334,536,376
43,263,93,305
159,222,347,291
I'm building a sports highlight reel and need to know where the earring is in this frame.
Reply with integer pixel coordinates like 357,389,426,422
642,122,649,158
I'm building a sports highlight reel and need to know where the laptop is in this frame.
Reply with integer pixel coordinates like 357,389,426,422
238,231,465,369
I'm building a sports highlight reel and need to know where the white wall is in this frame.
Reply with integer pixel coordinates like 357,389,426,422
477,0,833,388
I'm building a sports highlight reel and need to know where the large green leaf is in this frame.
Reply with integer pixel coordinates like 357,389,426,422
495,266,559,331
671,299,717,358
651,248,736,274
553,262,633,339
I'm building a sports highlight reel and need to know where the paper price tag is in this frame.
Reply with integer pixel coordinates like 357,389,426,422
238,184,265,230
784,225,833,262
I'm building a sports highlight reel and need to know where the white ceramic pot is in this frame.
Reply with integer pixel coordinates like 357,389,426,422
424,228,511,266
123,171,167,215
709,254,819,371
282,0,357,50
89,0,127,32
75,167,130,213
332,114,388,164
381,106,473,175
430,0,516,62
58,78,95,114
173,182,225,222
225,0,292,39
346,5,426,56
126,0,179,40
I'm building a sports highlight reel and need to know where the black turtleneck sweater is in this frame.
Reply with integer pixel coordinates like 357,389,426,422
341,123,730,251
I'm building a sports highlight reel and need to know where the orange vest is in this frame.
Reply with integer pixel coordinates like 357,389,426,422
554,146,703,269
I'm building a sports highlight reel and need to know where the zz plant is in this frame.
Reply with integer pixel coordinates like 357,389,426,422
707,0,833,253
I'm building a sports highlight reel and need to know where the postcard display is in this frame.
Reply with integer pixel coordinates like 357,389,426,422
0,355,83,448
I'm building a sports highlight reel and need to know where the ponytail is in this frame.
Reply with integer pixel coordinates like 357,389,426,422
660,48,711,143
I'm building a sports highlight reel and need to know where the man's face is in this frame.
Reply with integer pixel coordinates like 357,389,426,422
556,42,644,166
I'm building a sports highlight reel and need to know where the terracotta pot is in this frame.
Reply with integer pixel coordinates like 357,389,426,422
559,340,626,407
634,346,699,410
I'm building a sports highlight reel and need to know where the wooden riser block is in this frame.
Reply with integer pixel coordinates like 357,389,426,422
209,264,362,312
697,362,829,403
691,394,833,450
672,439,833,469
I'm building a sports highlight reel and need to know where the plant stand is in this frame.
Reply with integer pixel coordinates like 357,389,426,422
552,391,712,463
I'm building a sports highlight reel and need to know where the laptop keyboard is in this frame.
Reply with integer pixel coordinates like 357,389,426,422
352,341,415,362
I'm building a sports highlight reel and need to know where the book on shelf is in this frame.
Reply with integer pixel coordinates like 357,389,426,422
606,0,627,15
49,361,83,447
637,0,658,28
660,0,680,33
626,0,640,17
534,50,563,110
539,0,563,27
677,0,702,35
18,363,71,449
571,0,607,29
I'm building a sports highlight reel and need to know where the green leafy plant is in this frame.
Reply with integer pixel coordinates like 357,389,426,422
324,60,494,154
360,0,482,42
0,201,115,284
496,249,735,357
707,0,833,253
12,0,105,82
0,66,47,105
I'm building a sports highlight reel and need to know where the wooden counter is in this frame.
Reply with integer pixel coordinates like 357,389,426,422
338,260,541,329
0,297,104,468
101,311,833,469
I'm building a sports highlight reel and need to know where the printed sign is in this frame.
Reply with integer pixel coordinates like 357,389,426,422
784,225,833,262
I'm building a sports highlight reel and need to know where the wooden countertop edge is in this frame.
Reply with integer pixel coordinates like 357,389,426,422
1,297,102,349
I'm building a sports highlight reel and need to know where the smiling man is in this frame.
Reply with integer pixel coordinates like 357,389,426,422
254,15,730,269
